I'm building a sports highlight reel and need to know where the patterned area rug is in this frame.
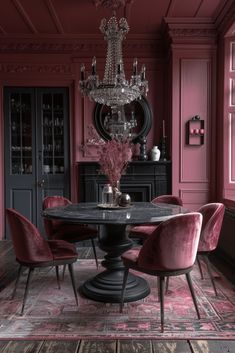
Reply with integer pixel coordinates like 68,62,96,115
0,259,234,340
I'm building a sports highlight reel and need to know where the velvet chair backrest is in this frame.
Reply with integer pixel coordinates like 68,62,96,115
6,208,53,264
197,203,225,252
43,196,71,238
137,213,202,271
152,195,183,206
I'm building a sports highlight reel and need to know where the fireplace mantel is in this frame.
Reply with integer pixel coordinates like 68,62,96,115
77,161,171,203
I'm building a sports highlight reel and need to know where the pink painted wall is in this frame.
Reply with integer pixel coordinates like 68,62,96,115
164,18,217,210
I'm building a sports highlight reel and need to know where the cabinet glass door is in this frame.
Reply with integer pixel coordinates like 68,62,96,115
5,87,70,238
42,93,65,175
10,92,33,175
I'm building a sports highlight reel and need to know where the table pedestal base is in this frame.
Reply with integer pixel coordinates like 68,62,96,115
80,269,150,303
80,223,150,303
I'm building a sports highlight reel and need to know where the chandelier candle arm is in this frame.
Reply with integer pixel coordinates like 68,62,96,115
92,57,97,75
141,65,146,80
133,58,138,75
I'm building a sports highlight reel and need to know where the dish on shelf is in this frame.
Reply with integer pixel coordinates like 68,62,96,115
97,203,133,210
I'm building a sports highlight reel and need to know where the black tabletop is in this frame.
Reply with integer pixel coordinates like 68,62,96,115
42,202,188,225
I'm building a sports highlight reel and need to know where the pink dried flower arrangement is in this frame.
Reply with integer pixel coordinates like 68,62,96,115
82,125,132,187
98,138,132,187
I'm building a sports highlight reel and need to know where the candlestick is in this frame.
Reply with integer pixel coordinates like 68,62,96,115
160,136,167,161
163,120,166,138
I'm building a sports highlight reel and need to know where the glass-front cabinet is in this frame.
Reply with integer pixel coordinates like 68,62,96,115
10,92,33,175
42,93,65,175
4,87,70,237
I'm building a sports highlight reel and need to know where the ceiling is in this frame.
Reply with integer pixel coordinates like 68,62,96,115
0,0,233,38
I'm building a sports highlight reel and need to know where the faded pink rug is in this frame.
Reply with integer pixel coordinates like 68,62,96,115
0,259,234,340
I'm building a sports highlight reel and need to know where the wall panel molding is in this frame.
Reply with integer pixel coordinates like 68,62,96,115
180,188,209,205
180,58,210,183
228,112,235,183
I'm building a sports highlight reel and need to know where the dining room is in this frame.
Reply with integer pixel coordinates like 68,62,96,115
0,0,235,352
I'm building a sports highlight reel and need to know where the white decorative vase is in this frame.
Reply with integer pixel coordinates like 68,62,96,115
151,146,161,161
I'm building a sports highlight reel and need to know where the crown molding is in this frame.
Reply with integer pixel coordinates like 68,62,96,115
162,18,217,46
0,36,161,57
0,63,72,74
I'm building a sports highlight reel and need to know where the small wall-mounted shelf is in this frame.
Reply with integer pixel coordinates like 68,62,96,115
186,118,205,146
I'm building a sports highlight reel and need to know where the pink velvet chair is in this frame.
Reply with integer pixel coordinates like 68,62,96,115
6,208,79,315
43,196,98,268
197,203,225,296
120,212,202,332
129,195,183,240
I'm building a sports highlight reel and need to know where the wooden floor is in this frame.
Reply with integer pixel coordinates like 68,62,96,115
0,339,235,353
0,241,234,353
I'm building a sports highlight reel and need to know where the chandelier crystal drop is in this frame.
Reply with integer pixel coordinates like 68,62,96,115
79,14,148,108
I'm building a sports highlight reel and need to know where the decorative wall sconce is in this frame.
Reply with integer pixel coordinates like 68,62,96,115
186,115,205,146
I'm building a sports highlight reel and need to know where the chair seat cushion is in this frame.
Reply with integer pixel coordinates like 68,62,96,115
129,225,158,238
121,248,141,268
51,224,98,242
48,240,78,260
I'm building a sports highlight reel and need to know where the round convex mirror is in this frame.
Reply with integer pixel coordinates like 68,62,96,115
93,96,152,143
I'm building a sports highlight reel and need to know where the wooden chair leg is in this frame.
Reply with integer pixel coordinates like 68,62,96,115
197,256,204,279
120,268,129,313
204,255,218,296
21,268,34,316
68,263,78,306
159,276,165,333
55,266,60,289
12,265,23,299
91,238,99,269
185,272,201,319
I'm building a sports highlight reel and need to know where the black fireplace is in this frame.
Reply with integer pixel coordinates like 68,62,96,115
77,161,171,202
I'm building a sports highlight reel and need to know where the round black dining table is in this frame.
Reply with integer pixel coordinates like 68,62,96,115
42,201,188,303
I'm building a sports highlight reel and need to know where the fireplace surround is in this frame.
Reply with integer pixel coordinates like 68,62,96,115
77,161,171,203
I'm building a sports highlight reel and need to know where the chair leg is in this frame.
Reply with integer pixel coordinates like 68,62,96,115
91,238,98,269
185,272,201,319
68,263,78,306
197,256,204,279
159,276,165,333
21,268,34,316
55,266,60,289
12,265,23,299
204,255,218,296
120,268,129,313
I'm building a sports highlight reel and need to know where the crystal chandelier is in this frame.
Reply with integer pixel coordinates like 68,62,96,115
79,14,148,108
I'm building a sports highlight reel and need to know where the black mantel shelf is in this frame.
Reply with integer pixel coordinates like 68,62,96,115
77,160,172,203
